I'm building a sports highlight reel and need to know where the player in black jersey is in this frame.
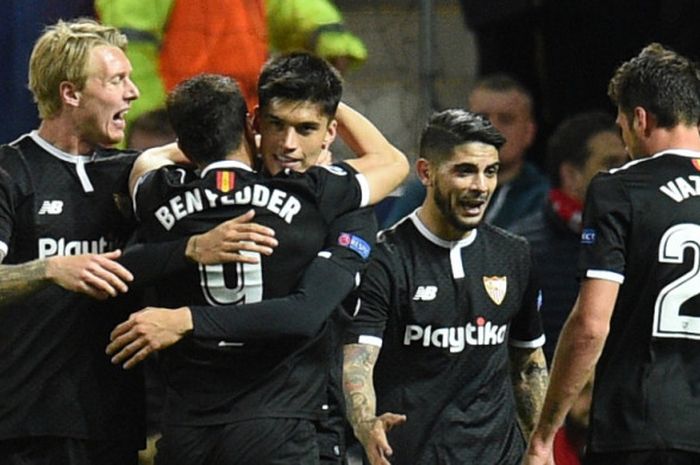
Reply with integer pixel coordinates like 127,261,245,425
343,109,547,465
525,44,700,465
0,19,145,465
105,62,407,464
0,19,280,465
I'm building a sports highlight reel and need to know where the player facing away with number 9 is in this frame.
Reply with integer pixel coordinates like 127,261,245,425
524,43,700,465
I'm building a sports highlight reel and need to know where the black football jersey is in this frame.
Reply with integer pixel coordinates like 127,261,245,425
579,150,700,453
133,159,370,425
345,212,544,465
0,132,143,445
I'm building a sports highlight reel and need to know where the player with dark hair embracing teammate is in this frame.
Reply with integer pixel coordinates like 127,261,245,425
525,43,700,465
343,109,547,465
107,53,407,465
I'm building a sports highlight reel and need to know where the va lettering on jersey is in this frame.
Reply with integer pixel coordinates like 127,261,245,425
38,237,111,259
404,317,508,352
659,175,700,202
155,185,302,230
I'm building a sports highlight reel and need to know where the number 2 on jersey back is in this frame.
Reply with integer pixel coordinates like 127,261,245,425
653,223,700,339
199,250,263,306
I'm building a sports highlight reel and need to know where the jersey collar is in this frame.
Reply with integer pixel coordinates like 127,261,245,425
200,160,254,178
29,131,95,193
653,148,700,159
409,209,478,249
29,130,95,163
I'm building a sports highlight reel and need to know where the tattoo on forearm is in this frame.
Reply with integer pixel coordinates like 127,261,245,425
0,260,50,307
510,347,549,439
343,343,380,440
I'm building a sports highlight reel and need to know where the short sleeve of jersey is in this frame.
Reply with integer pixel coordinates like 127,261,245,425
305,162,370,221
0,166,14,258
577,172,630,283
323,207,377,276
509,248,545,348
343,241,395,347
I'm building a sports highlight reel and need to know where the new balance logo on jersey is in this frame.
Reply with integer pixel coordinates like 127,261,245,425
38,236,111,259
38,200,63,215
404,317,507,352
413,285,438,301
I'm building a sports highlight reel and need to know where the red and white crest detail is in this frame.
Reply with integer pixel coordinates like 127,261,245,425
483,276,507,305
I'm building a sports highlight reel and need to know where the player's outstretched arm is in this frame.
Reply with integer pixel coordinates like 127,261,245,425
107,253,358,369
523,278,618,465
0,250,134,308
343,343,406,465
509,346,548,439
108,209,375,368
335,103,409,204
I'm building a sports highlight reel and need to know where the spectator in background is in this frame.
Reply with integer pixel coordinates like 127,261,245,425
468,73,548,228
96,0,268,123
126,108,176,151
511,111,627,362
266,0,367,75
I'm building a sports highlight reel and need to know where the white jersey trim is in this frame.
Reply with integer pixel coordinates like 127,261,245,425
410,210,477,279
610,148,700,174
509,334,545,348
29,131,96,193
586,269,625,283
358,335,383,347
200,159,253,177
356,173,370,208
0,240,7,262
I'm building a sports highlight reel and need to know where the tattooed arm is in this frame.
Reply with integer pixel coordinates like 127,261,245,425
0,251,134,308
343,343,406,465
509,346,548,439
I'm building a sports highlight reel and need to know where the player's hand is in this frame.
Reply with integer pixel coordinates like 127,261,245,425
521,431,555,465
106,306,193,369
186,210,278,265
45,250,133,299
357,412,406,465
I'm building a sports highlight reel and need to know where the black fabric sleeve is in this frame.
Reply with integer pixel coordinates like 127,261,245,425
191,254,356,339
117,239,190,288
190,208,378,340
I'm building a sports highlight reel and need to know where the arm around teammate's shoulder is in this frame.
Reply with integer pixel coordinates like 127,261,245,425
335,103,409,204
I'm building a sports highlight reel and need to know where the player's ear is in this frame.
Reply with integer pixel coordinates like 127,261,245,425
632,106,651,136
251,106,261,133
416,158,432,187
60,81,81,108
323,119,338,148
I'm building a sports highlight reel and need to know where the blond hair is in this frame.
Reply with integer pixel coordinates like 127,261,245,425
28,18,128,119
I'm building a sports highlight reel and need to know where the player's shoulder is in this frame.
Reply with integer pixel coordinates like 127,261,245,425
94,147,139,163
302,161,358,180
480,222,530,250
0,136,37,192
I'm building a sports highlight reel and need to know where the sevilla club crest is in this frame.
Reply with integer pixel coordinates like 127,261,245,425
483,276,507,305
